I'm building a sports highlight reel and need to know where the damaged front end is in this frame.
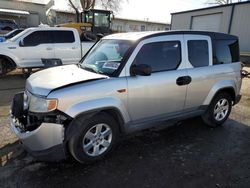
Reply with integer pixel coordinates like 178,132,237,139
10,92,72,161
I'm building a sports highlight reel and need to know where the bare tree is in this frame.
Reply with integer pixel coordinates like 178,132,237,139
80,0,96,10
97,0,125,12
206,0,245,5
68,0,125,22
68,0,80,22
69,0,125,13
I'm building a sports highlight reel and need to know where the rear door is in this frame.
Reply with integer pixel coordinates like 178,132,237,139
53,30,81,64
183,35,214,109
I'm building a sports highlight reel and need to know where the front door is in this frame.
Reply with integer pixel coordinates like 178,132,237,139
18,30,55,68
126,35,188,122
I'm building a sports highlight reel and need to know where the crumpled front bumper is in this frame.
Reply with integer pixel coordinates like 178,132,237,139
10,117,67,161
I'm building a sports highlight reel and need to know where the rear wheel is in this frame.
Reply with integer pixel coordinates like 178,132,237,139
68,112,119,163
202,92,232,127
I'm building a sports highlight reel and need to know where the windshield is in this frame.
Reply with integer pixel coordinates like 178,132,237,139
94,12,110,27
80,39,133,76
5,29,23,39
9,29,30,42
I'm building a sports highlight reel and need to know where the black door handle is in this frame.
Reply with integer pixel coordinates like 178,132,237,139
176,76,192,86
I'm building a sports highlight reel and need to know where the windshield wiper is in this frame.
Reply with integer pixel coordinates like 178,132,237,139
76,62,82,68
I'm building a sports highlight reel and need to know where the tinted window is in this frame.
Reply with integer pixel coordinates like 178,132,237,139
188,40,209,67
133,41,181,72
53,31,75,43
23,31,52,46
215,40,239,64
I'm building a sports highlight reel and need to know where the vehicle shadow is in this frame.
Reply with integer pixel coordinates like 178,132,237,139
1,117,250,187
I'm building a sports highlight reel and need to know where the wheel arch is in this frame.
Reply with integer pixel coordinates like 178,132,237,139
65,107,126,142
0,54,17,69
214,87,236,102
204,86,236,106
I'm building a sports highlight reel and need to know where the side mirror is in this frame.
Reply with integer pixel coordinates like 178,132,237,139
19,39,24,47
130,64,152,76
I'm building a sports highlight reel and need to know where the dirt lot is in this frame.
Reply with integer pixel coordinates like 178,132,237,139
0,68,250,188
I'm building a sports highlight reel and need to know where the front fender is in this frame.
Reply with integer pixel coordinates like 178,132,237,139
203,79,236,106
64,97,131,124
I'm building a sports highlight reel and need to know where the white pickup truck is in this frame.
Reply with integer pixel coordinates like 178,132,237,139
0,27,95,75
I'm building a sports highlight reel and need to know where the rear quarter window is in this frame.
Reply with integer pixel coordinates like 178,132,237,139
215,40,239,64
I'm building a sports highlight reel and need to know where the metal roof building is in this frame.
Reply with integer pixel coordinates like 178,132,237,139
170,1,250,60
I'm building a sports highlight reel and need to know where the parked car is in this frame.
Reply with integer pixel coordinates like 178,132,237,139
0,27,95,75
0,29,24,42
0,19,18,32
10,31,242,163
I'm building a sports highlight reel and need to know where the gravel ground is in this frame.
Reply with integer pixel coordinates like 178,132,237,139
0,68,249,188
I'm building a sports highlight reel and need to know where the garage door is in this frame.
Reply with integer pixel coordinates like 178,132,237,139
191,13,222,32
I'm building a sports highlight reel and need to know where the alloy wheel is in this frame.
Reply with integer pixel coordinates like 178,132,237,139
82,123,112,157
214,98,229,121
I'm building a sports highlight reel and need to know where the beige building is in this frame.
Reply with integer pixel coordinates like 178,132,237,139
171,1,250,54
112,18,169,32
0,0,54,28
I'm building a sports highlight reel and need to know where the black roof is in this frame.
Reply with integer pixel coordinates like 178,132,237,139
141,30,238,41
171,1,250,15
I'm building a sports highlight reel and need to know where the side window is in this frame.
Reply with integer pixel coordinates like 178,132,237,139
23,31,52,46
133,41,181,72
215,40,239,64
188,40,209,67
53,31,75,43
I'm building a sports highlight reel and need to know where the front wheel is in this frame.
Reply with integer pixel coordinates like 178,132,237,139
0,59,7,76
68,113,119,163
202,93,232,127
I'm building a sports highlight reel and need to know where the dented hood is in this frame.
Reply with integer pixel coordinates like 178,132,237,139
26,65,108,96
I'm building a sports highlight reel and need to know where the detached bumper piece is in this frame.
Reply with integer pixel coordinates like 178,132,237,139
10,93,70,161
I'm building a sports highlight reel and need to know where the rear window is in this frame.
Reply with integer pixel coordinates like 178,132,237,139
215,40,239,64
188,40,209,67
52,31,75,43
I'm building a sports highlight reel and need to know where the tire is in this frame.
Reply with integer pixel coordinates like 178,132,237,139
202,92,232,127
68,112,119,163
0,59,7,76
